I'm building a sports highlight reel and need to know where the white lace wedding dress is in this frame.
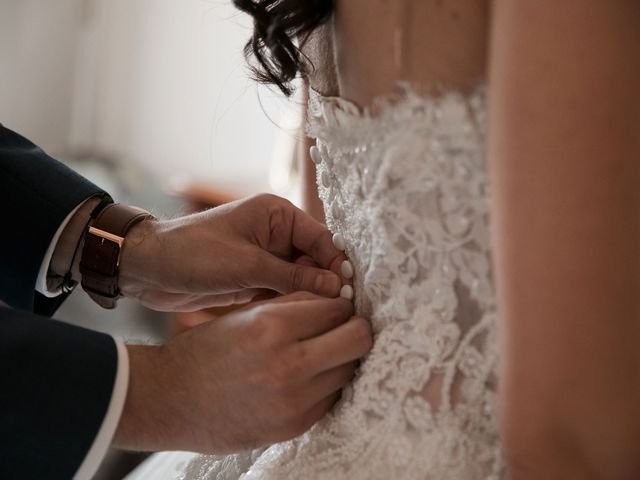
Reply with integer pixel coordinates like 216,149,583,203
126,85,504,480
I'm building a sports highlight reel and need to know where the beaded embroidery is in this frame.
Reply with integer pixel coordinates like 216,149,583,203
178,85,504,480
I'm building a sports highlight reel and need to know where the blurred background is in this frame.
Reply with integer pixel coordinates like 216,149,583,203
0,0,304,477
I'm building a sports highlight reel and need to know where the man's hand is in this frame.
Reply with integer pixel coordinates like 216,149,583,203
113,292,372,453
117,194,347,311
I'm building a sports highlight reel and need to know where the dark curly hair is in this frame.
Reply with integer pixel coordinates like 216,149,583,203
233,0,334,96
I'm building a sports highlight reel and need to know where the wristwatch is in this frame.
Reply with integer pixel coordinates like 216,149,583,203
80,203,155,309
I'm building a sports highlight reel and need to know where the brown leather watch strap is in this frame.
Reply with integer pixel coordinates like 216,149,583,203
80,203,154,309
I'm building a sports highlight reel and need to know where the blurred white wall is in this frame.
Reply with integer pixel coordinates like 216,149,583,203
0,0,80,151
0,0,301,194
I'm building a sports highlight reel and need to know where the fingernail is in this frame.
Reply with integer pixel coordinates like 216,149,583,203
340,284,354,300
315,273,341,295
332,233,346,251
340,260,354,279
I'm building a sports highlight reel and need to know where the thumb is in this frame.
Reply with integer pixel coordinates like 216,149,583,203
260,254,342,297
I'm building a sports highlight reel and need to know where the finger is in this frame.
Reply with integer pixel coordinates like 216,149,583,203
301,316,373,375
136,289,266,312
294,254,319,267
282,251,354,285
294,255,352,289
294,255,353,289
262,254,342,297
176,289,267,310
299,362,357,409
267,295,354,338
249,290,280,302
291,207,347,271
250,291,319,307
297,392,341,434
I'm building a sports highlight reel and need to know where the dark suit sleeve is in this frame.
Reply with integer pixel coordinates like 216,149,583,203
0,307,118,480
0,125,119,478
0,123,111,316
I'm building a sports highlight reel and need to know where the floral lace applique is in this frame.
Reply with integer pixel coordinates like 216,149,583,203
180,85,504,480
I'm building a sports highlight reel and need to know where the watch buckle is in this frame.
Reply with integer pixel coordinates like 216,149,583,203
87,226,125,266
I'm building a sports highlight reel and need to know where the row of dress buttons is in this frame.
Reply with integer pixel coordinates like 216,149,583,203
310,144,334,168
312,142,343,217
313,146,345,221
311,143,354,301
310,145,333,188
333,232,354,300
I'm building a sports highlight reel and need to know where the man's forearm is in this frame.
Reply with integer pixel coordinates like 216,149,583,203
113,345,174,451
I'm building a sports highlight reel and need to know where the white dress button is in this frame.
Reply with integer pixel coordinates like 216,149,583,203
341,260,354,279
332,233,346,251
331,201,342,220
321,171,331,188
320,144,334,167
309,145,322,165
340,284,354,300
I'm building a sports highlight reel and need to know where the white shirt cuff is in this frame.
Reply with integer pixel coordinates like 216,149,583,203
74,339,130,480
35,199,91,298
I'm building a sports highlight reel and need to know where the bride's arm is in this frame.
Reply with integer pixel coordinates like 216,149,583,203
488,2,640,478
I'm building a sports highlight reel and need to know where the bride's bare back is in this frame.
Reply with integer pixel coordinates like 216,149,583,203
304,0,488,106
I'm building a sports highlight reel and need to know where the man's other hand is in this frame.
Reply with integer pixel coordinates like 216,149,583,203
113,292,372,453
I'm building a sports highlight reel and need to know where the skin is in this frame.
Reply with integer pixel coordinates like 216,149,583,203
115,292,371,452
300,0,640,476
489,2,640,478
51,193,373,452
302,0,487,106
53,193,347,310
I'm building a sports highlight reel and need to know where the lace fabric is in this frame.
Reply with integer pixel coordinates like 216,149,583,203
170,85,504,479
